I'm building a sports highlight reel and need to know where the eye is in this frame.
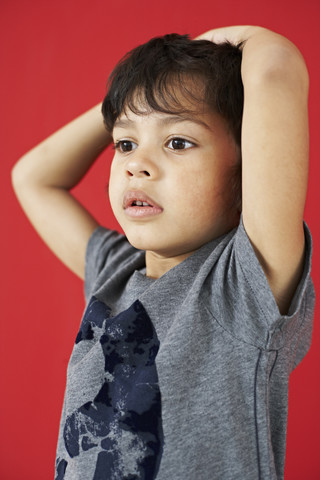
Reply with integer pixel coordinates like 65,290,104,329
167,137,195,150
114,140,138,153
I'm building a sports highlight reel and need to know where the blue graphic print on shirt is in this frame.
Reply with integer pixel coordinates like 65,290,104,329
55,297,164,480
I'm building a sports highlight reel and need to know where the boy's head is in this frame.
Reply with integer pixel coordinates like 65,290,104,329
102,34,243,148
102,34,244,264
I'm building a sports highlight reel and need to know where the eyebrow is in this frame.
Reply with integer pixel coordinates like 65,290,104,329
113,114,212,131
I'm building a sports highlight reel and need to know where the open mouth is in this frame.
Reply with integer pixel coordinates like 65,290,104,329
131,200,152,207
123,190,163,217
123,190,160,209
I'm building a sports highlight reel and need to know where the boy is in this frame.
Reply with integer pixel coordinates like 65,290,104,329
12,26,314,480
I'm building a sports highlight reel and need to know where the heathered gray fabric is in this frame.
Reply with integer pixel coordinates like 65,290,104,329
55,218,314,480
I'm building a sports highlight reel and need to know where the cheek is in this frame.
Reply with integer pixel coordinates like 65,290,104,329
175,168,222,205
108,166,121,214
168,177,217,230
172,164,235,224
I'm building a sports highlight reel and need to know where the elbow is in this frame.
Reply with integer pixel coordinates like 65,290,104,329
11,153,38,198
267,47,309,89
11,158,25,195
243,41,309,93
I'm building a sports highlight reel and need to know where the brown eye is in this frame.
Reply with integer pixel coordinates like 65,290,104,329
168,138,194,150
115,140,137,152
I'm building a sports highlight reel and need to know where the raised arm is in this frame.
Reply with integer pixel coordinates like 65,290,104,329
11,104,112,279
196,26,309,314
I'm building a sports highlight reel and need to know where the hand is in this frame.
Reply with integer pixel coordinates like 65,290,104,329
195,25,266,45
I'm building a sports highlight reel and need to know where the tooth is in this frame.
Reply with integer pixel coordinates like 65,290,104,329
142,202,149,206
136,201,143,206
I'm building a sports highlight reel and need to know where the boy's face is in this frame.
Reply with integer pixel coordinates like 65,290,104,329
109,103,240,270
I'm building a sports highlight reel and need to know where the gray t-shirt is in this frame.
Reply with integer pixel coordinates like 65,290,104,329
55,219,314,480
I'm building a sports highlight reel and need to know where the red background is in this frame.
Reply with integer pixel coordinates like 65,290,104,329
1,0,319,479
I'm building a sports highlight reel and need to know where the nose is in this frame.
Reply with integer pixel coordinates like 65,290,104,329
125,152,159,179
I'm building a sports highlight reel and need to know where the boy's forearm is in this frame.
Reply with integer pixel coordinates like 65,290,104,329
12,103,112,279
240,27,309,88
12,104,112,191
196,26,308,85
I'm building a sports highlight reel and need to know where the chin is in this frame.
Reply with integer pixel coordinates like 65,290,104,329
124,233,155,252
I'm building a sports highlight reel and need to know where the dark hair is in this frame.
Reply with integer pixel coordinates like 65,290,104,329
102,34,243,210
102,33,243,146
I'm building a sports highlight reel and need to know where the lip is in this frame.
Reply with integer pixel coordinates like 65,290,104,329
123,190,163,218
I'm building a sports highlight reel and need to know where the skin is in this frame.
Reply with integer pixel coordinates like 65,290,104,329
12,26,309,314
110,107,240,279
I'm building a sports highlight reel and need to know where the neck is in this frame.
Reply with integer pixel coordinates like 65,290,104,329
145,249,196,279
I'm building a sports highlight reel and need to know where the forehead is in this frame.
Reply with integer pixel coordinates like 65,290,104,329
113,79,215,132
117,75,208,120
114,109,214,132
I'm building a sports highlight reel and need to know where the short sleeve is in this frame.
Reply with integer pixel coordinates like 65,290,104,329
206,216,315,366
84,227,123,300
84,227,145,303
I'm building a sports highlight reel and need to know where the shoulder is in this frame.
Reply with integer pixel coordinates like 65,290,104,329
201,218,314,351
85,226,146,301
